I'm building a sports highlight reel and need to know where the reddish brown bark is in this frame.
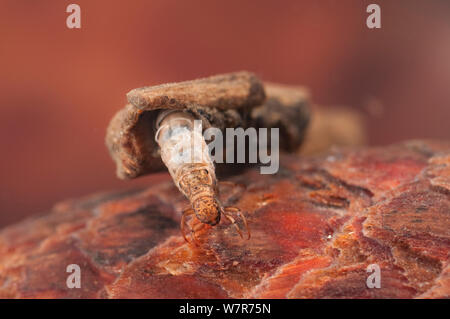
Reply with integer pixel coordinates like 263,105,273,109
0,140,449,298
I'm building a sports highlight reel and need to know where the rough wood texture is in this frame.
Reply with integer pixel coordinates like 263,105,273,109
126,71,265,111
251,83,310,152
0,140,449,298
300,106,366,155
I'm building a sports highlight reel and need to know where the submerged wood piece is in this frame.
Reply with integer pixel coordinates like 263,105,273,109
1,140,449,298
106,72,312,180
300,106,367,155
250,83,310,151
126,71,265,111
106,71,266,179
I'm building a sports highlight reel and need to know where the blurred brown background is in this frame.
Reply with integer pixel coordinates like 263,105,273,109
1,0,449,228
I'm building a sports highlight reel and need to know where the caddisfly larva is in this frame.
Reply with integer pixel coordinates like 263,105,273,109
155,110,250,244
106,72,309,244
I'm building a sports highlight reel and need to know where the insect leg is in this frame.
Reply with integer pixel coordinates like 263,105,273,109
190,222,205,246
222,212,243,239
224,207,251,240
181,208,195,243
